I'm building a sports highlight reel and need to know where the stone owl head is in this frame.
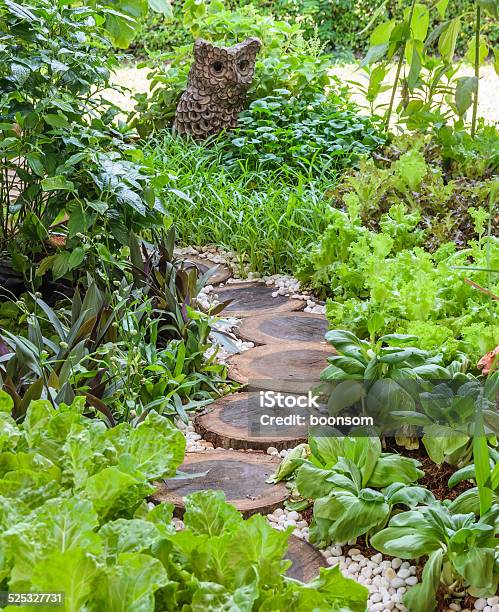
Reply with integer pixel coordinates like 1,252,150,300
173,37,261,139
190,38,261,99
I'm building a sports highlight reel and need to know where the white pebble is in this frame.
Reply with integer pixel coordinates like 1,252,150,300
349,548,361,556
391,558,402,569
488,599,499,607
397,568,411,579
267,447,278,455
391,578,406,589
405,576,418,586
475,600,487,611
287,511,299,521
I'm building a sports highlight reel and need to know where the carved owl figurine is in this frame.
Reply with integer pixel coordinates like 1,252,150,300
173,37,261,139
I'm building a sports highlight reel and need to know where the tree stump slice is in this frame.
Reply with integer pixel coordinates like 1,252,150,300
152,450,288,517
237,312,329,346
180,254,232,285
214,282,304,318
227,343,332,393
285,535,327,582
193,392,309,451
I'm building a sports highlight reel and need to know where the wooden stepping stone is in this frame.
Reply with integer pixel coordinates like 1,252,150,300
237,311,329,346
180,254,232,285
152,450,288,517
228,343,332,393
285,535,328,582
193,392,310,451
214,282,304,318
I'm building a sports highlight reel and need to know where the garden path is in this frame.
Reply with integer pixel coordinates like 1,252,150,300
154,271,331,580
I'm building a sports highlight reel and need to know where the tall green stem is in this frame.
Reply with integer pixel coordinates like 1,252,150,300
471,5,481,137
385,0,417,129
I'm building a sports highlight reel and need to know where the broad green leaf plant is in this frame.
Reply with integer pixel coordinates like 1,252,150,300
270,435,431,546
0,392,369,611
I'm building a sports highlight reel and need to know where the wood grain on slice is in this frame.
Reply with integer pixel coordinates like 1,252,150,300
213,282,304,318
180,254,232,285
193,392,309,451
285,535,327,582
227,343,332,393
237,311,329,346
152,450,288,517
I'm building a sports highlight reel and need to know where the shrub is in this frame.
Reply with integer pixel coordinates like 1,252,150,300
0,0,162,280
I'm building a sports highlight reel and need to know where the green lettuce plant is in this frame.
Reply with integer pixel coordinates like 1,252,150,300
0,392,369,611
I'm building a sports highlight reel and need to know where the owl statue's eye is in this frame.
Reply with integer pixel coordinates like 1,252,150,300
211,60,224,73
238,59,249,71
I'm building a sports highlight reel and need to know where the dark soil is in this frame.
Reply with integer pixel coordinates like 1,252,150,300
384,440,473,501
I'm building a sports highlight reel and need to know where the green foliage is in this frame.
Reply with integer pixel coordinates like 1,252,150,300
216,91,385,173
0,0,163,274
128,2,205,57
271,435,429,546
320,329,472,438
0,407,369,612
129,0,492,58
400,379,498,467
358,0,499,130
141,132,335,275
131,0,335,136
296,152,498,362
371,502,499,608
434,122,499,179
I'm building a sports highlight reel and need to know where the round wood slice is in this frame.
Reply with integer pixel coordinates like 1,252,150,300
152,450,288,517
180,254,232,285
214,282,304,318
193,392,309,451
228,343,332,393
285,535,327,582
237,312,329,346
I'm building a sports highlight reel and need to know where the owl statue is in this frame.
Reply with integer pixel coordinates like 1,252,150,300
173,37,261,139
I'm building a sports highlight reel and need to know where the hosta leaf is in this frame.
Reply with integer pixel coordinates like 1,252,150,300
327,490,390,541
368,453,423,487
371,528,440,557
